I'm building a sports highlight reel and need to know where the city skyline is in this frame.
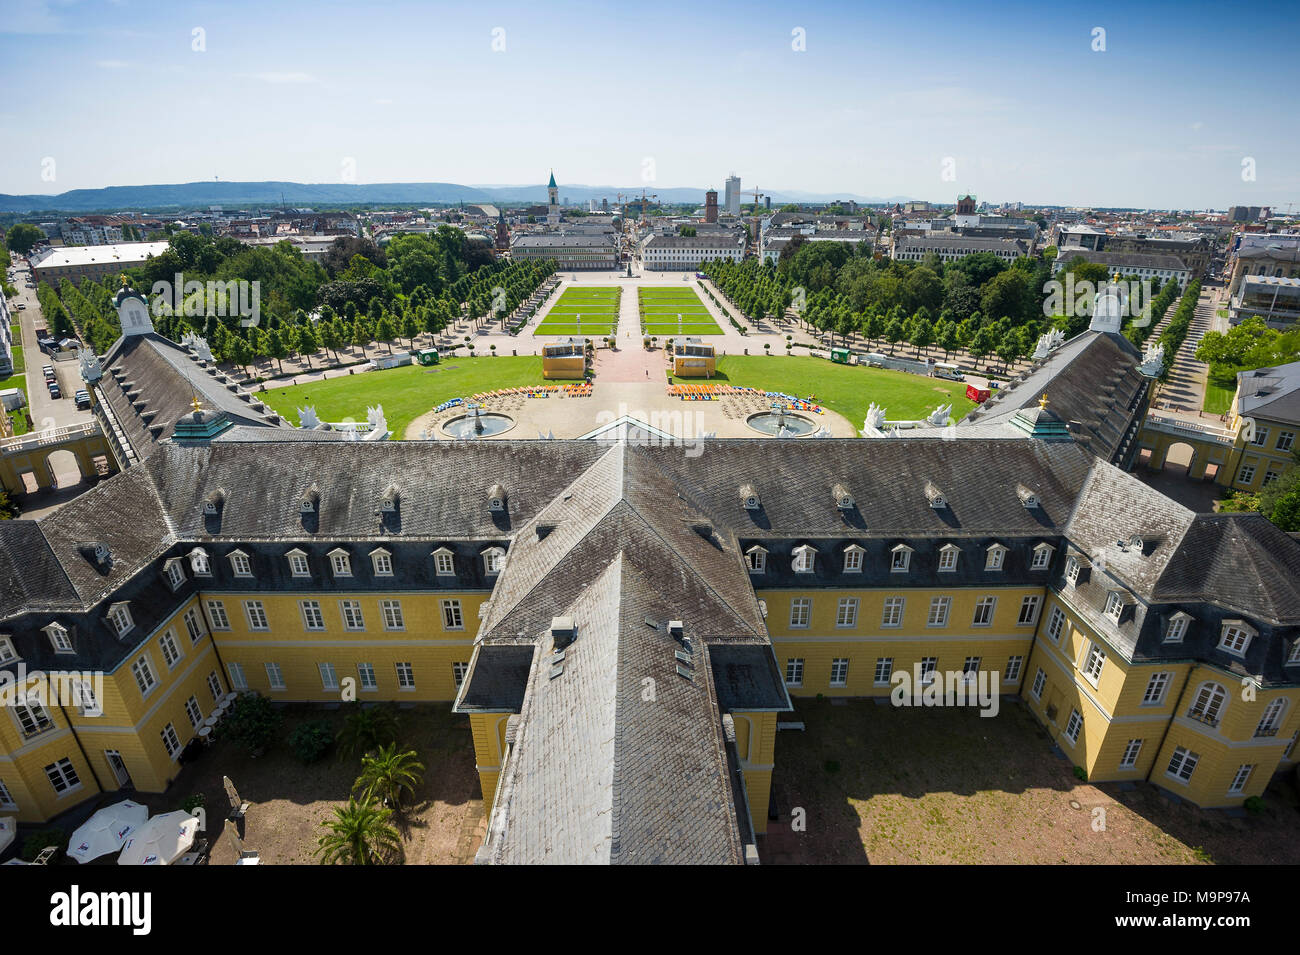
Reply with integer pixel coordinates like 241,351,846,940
1,0,1297,209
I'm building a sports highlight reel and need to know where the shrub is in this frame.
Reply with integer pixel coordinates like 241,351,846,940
21,827,64,862
180,793,206,815
1072,765,1087,781
223,692,283,755
1243,795,1265,814
824,760,841,774
290,719,336,764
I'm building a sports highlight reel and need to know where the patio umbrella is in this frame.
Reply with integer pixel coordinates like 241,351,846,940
0,816,15,855
67,800,149,863
117,811,200,866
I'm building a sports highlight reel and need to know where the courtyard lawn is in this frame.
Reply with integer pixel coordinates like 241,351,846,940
538,287,620,336
1203,368,1236,415
762,699,1300,864
671,355,974,425
638,286,722,336
261,356,545,438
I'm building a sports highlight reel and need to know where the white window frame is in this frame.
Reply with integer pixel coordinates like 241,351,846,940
206,599,231,631
132,654,157,698
183,607,204,645
483,547,505,576
890,545,912,573
1030,543,1053,570
1228,764,1254,794
358,662,378,692
792,545,815,574
927,596,950,628
45,758,81,796
937,544,959,573
228,550,253,578
381,599,406,632
829,658,849,687
1187,681,1228,726
371,548,394,577
1030,668,1046,701
453,661,470,688
185,696,202,729
207,671,223,702
1166,746,1199,783
0,635,17,664
1017,595,1041,626
0,778,16,810
433,548,456,576
329,549,352,577
1003,656,1023,683
108,604,134,638
1164,613,1190,644
1064,708,1083,744
159,629,182,670
1142,671,1171,706
1104,591,1125,623
842,546,863,574
1081,642,1106,686
244,600,269,632
1065,555,1081,585
340,600,365,631
835,597,858,629
227,662,248,691
918,657,938,685
785,658,804,687
873,658,893,686
1120,738,1142,769
1218,622,1253,657
265,662,286,691
286,549,310,579
985,544,1006,571
441,599,464,631
789,597,812,629
881,596,905,628
45,622,74,654
300,599,326,632
165,558,186,590
972,596,996,627
161,723,181,760
319,663,339,691
395,662,415,690
746,547,767,573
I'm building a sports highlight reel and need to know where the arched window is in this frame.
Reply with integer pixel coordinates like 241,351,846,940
1187,681,1228,727
1256,698,1287,737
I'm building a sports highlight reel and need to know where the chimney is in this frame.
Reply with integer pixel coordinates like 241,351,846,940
551,616,576,649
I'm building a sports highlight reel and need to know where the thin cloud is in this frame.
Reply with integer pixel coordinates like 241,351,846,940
242,71,318,85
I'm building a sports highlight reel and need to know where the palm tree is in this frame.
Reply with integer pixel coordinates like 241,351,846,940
353,743,426,810
336,703,399,759
314,795,402,865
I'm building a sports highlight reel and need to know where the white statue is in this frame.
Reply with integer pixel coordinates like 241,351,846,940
864,402,886,431
181,332,215,363
1139,341,1165,377
925,403,952,427
1089,277,1127,334
78,347,103,384
297,405,321,430
366,404,386,431
1032,328,1065,360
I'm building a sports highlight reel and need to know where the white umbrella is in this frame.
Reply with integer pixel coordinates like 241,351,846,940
117,811,200,866
0,816,15,855
67,800,149,863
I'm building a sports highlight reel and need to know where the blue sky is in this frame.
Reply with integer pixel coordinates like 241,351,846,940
1,0,1296,208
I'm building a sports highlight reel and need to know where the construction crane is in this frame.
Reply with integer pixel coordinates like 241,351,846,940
742,188,767,212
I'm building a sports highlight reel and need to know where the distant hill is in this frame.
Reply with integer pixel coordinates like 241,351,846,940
0,180,909,214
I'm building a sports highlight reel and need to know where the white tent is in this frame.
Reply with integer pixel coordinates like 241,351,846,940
67,800,149,864
118,811,200,866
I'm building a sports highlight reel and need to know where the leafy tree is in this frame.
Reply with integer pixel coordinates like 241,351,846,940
297,321,320,369
336,703,399,759
5,223,44,255
314,795,402,865
375,315,396,354
266,328,288,374
909,315,935,358
319,319,341,362
223,693,283,755
353,743,426,811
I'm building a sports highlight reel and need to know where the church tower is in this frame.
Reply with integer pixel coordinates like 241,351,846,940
547,169,560,226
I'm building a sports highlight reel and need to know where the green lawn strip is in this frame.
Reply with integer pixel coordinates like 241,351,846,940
643,325,722,336
1203,368,1237,415
260,356,547,438
667,355,975,424
533,325,614,336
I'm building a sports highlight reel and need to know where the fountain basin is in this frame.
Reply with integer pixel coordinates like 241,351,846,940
745,410,816,437
441,411,516,438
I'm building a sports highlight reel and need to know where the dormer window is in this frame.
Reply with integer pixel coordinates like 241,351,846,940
189,547,211,576
92,542,110,564
1104,590,1130,623
432,547,456,577
0,634,17,664
1218,621,1255,657
1065,555,1081,584
1030,543,1054,570
487,483,507,513
739,483,760,510
832,483,854,510
300,492,318,514
938,543,960,572
203,489,225,515
792,545,816,574
370,548,394,577
328,548,352,577
381,484,399,513
985,544,1007,571
1287,640,1300,665
746,545,767,573
1164,612,1191,644
891,544,913,573
44,622,73,654
1016,484,1040,509
228,550,252,578
107,603,134,638
203,500,218,515
164,558,186,590
843,544,864,573
286,549,310,578
482,546,505,576
924,481,946,509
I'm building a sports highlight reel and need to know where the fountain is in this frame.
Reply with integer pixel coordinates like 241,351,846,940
440,401,516,439
746,401,816,437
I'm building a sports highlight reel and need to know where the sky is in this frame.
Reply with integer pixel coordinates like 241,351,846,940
0,0,1297,209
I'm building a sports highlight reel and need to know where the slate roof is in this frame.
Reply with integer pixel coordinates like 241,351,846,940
1235,360,1300,426
963,330,1149,463
1054,248,1190,272
97,333,283,458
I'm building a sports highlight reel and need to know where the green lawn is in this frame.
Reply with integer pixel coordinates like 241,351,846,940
1203,368,1236,415
639,286,721,335
260,356,546,438
1,323,30,435
538,287,620,335
670,355,976,425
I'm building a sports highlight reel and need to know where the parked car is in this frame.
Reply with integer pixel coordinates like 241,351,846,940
14,303,24,310
48,382,62,399
74,390,91,409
